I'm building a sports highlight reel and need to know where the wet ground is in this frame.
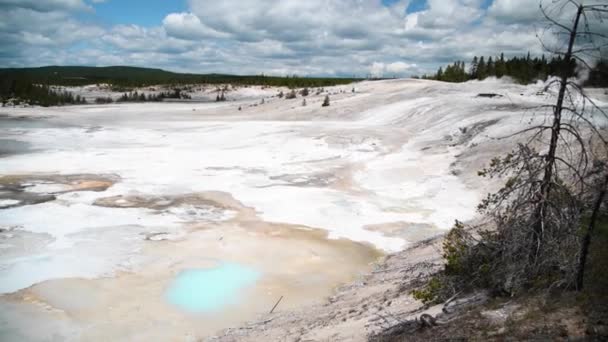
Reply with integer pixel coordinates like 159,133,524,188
0,109,389,340
0,174,117,209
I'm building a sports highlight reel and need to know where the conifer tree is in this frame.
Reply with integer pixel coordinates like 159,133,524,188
487,56,495,77
477,56,486,80
322,95,330,107
471,56,479,78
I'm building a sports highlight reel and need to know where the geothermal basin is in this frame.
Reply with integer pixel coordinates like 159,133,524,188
0,79,574,340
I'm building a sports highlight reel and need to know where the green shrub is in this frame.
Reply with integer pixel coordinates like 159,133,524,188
411,221,499,304
412,277,444,305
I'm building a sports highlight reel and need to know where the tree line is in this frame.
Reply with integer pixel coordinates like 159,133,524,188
0,79,86,107
421,53,606,86
115,88,192,103
0,66,361,106
0,66,360,89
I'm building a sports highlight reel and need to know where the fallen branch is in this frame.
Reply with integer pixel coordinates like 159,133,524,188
270,295,284,314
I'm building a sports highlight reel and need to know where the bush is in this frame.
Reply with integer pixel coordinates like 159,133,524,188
285,90,296,99
412,277,444,305
216,91,226,102
411,221,497,304
412,145,589,304
322,95,330,107
95,96,113,104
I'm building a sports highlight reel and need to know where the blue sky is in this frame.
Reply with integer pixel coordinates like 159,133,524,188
406,0,429,13
387,0,494,13
86,0,187,27
0,0,580,76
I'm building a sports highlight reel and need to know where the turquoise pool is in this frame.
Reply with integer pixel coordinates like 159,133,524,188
166,262,260,313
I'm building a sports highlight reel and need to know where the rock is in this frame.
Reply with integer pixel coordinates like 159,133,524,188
420,314,437,328
488,327,506,337
481,303,520,326
477,93,503,98
144,232,171,241
443,291,489,314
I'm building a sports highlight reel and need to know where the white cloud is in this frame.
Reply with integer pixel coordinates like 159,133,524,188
370,62,386,78
186,0,405,43
402,0,484,39
0,5,103,64
1,0,602,77
369,61,417,78
387,61,415,74
102,25,195,53
487,0,541,24
162,12,228,40
0,0,89,12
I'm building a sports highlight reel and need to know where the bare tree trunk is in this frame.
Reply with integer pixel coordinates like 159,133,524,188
532,4,584,262
576,173,608,290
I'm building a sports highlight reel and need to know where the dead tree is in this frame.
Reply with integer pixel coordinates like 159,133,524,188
531,3,583,263
535,0,608,289
447,0,608,294
577,170,608,289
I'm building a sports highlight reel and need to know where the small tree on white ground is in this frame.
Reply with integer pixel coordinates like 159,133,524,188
322,95,330,107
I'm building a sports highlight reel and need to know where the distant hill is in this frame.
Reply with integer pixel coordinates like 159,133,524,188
0,66,361,88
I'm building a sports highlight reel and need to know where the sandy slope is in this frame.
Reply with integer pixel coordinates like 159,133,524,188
1,78,604,341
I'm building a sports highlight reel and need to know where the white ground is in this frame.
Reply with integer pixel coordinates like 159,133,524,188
57,83,284,102
1,78,605,340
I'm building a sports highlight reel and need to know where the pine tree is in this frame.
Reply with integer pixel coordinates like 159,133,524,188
436,67,444,81
322,95,330,107
495,53,506,78
477,56,486,80
431,52,576,85
460,61,467,82
285,89,296,99
487,57,495,77
471,56,479,79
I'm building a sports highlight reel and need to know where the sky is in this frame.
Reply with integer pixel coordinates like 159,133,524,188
0,0,604,77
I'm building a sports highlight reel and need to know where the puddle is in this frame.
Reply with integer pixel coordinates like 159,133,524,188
0,139,36,157
0,174,118,209
166,263,260,313
0,114,72,130
94,193,238,222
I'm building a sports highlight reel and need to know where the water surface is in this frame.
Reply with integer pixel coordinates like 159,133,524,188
166,263,260,313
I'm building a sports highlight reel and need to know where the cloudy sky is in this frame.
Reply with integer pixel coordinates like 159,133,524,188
0,0,597,77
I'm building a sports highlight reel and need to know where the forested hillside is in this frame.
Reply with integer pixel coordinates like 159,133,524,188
0,66,360,88
0,66,360,106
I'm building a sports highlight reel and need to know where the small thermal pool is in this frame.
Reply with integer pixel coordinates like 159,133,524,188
166,263,260,313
